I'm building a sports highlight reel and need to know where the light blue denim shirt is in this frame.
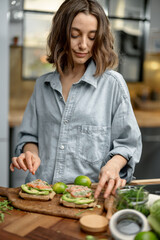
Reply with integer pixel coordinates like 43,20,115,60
15,60,142,184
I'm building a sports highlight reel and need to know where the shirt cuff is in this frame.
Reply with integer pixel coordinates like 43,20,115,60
15,135,38,156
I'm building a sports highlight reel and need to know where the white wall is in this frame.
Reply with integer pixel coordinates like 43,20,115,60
0,0,9,187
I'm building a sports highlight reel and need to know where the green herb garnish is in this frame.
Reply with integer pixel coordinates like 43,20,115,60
0,200,13,222
76,208,94,216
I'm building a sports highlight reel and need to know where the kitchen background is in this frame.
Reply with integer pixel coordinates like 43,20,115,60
0,0,160,187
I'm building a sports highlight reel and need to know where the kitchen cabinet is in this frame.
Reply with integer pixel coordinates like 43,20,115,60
106,0,150,82
134,127,160,180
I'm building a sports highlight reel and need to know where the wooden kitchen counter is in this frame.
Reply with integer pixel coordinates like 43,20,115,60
134,109,160,127
1,179,160,239
9,108,160,128
0,196,111,240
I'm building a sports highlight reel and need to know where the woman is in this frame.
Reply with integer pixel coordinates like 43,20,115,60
10,0,142,199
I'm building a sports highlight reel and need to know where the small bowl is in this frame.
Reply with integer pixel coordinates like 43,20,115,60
109,209,151,240
116,186,149,207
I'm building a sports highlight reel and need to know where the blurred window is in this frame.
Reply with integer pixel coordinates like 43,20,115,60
108,0,146,19
23,11,53,79
24,0,64,12
22,0,64,80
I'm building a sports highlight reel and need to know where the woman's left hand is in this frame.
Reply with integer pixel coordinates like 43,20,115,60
94,155,127,199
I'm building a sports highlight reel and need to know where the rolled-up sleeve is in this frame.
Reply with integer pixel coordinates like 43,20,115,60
107,95,142,183
15,86,38,156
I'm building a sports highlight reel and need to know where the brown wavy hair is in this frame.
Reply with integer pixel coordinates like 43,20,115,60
47,0,118,76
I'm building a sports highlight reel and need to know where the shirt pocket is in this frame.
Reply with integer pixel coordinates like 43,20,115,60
77,125,110,163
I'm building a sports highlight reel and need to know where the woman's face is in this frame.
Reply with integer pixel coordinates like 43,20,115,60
70,12,97,67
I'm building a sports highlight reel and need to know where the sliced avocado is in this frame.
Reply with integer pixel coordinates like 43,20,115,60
21,184,40,194
61,193,94,204
61,194,77,203
75,198,94,204
21,184,50,195
34,187,53,192
35,190,50,195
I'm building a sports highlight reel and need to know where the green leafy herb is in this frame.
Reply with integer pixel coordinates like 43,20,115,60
76,210,87,216
116,186,150,216
75,207,94,216
0,200,13,222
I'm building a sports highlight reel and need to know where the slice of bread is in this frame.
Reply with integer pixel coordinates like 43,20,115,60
19,190,56,201
60,198,98,208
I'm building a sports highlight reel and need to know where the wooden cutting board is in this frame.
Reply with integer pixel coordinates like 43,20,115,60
0,187,104,220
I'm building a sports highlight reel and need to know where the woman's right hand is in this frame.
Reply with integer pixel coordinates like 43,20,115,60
10,151,41,175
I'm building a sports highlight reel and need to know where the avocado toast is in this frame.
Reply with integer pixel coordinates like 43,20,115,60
60,185,98,208
19,179,56,201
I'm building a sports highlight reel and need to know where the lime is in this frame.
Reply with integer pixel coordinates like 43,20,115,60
85,235,96,240
52,182,67,194
134,231,158,240
74,175,92,188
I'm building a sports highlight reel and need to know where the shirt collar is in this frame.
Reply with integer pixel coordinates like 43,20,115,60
44,59,98,89
80,60,98,88
44,71,62,92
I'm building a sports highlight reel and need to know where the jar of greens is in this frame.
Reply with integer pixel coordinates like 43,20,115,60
116,186,150,216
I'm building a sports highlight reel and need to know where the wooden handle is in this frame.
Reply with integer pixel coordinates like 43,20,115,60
104,195,115,221
0,186,9,197
91,178,160,189
130,178,160,185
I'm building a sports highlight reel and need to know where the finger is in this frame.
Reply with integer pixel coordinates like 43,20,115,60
104,181,109,189
10,163,15,172
12,157,21,170
25,151,33,173
94,177,107,199
111,178,122,195
32,157,40,175
104,178,116,198
17,156,27,171
121,179,126,187
112,178,126,195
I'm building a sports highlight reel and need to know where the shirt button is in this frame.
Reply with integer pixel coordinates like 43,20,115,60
59,145,64,150
64,119,68,124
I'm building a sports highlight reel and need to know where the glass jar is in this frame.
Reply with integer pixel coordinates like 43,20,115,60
116,186,149,216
